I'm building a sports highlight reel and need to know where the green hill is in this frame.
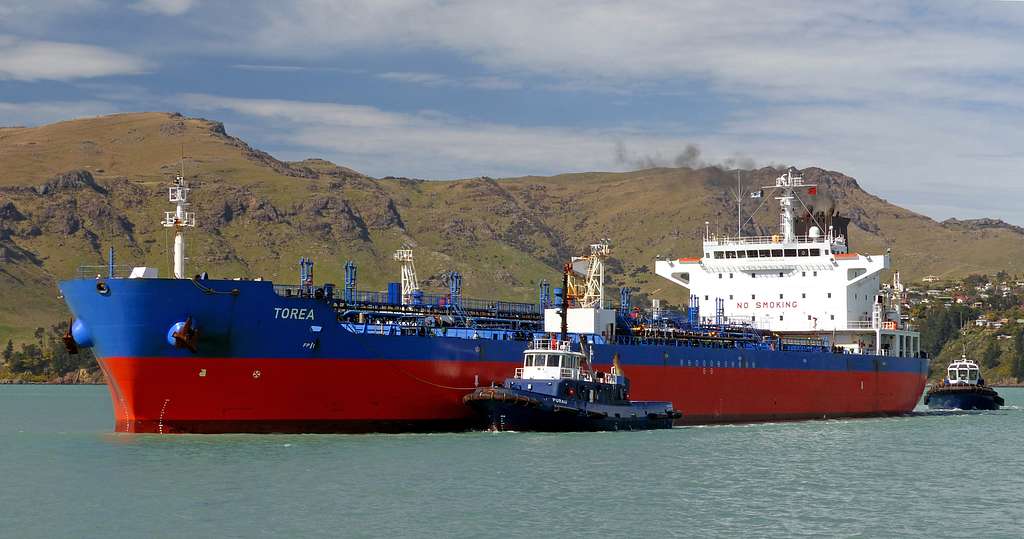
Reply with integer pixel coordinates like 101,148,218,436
4,112,1024,345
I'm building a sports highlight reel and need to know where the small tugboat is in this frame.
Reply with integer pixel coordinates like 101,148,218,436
463,336,681,431
924,355,1005,410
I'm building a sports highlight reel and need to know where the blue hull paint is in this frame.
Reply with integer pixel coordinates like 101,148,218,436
58,277,927,374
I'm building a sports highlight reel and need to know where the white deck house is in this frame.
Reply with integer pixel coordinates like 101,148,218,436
655,170,920,358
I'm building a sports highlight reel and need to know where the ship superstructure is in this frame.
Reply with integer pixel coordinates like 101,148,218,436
57,168,929,434
656,169,919,358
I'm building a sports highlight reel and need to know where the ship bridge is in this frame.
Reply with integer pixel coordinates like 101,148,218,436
654,170,920,358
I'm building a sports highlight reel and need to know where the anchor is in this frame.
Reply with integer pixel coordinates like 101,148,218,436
171,316,199,353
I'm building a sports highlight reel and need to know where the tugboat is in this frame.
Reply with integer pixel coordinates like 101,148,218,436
463,337,681,431
924,355,1004,410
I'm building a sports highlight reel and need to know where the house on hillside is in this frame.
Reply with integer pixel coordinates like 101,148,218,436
922,275,940,283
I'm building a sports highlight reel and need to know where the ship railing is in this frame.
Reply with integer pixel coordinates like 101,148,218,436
530,338,574,352
341,289,539,315
845,320,877,330
76,264,135,279
704,234,828,246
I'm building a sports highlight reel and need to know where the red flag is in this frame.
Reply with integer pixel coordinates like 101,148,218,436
808,186,817,195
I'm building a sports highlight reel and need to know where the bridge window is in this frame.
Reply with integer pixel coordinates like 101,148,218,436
771,249,783,257
726,251,737,259
714,251,724,259
798,249,809,256
810,249,821,256
759,250,769,257
547,355,560,367
747,250,758,258
784,249,797,257
736,250,746,258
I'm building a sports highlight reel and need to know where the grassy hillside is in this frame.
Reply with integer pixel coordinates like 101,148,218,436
4,112,1024,345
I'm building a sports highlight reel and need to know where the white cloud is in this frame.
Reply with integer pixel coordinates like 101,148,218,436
376,71,523,90
0,36,147,81
189,1,1024,105
178,92,1024,223
377,71,451,86
0,100,118,126
131,0,197,16
178,93,676,178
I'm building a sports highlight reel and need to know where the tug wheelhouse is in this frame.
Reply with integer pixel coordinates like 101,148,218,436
945,359,981,386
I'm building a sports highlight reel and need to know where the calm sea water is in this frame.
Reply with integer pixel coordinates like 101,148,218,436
1,386,1022,538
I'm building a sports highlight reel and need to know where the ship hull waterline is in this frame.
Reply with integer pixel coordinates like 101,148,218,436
97,355,926,434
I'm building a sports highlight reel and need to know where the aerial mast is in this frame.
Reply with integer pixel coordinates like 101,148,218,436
766,169,814,243
736,170,742,237
162,158,196,278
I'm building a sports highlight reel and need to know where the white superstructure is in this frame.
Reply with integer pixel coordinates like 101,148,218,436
655,169,920,358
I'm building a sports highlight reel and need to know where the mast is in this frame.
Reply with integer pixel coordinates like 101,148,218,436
736,170,741,237
765,169,814,243
162,159,196,279
560,262,570,340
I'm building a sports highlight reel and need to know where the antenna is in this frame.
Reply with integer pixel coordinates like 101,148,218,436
763,169,815,243
736,169,742,237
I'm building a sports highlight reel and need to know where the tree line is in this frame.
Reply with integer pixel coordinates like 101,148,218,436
2,322,98,380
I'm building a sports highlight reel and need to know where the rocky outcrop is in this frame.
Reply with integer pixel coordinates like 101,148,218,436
942,218,1024,236
292,196,370,242
35,170,106,196
0,201,26,222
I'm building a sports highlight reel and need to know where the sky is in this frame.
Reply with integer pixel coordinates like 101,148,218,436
3,1,1024,224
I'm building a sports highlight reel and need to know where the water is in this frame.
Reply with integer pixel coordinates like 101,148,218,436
1,386,1022,538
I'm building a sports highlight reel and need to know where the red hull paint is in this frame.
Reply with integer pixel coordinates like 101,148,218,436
99,357,926,434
